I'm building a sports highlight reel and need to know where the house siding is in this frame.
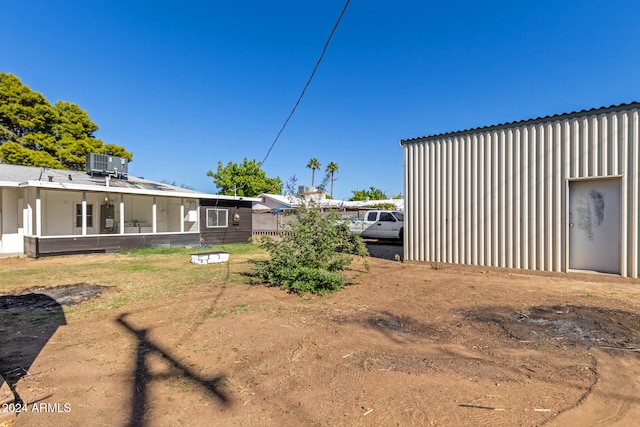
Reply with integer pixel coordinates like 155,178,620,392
199,199,253,244
26,234,202,257
402,104,640,278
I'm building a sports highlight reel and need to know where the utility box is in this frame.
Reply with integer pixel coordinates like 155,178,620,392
100,204,115,233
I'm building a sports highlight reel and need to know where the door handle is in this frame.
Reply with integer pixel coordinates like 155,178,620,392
569,223,574,228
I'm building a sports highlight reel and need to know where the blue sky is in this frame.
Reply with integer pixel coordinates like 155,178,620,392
3,1,640,200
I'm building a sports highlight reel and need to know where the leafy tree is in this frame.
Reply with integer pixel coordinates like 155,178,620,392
349,186,388,201
207,157,283,197
370,202,397,210
325,161,339,198
0,73,132,169
306,157,321,187
256,206,368,295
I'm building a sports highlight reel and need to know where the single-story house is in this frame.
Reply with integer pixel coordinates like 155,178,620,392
401,102,639,278
0,161,259,257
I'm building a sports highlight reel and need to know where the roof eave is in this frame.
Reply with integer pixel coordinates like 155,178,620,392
14,180,260,201
400,101,640,146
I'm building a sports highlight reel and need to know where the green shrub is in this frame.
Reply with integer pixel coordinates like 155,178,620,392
256,206,368,295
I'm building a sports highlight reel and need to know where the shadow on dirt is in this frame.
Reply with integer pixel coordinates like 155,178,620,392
117,313,231,427
333,310,449,345
0,284,110,406
365,241,403,261
0,293,66,406
460,305,640,350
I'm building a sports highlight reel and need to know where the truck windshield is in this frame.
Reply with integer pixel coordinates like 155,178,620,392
393,212,404,221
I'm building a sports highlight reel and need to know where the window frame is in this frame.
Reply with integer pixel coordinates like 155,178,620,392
75,203,94,228
206,208,228,228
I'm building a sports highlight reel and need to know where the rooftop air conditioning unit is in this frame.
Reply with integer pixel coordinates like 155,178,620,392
86,153,129,179
298,185,315,195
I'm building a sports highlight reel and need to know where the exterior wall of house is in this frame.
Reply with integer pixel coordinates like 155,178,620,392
122,194,154,232
40,189,100,235
199,199,253,244
156,197,181,232
14,188,206,257
25,233,201,257
42,190,69,235
23,188,35,236
29,190,200,237
403,105,640,278
0,188,23,253
0,187,28,254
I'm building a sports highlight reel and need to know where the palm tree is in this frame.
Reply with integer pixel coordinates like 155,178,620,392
306,157,321,187
325,161,339,198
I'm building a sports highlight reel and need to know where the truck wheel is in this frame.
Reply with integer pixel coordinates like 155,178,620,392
399,227,404,242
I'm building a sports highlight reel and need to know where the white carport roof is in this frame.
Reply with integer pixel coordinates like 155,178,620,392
255,193,404,211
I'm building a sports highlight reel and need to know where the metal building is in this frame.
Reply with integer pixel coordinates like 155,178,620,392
401,102,640,278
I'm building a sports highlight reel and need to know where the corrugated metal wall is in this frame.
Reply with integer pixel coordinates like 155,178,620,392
403,106,640,278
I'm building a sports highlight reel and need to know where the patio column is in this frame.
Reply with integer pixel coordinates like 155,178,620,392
180,198,185,233
120,194,125,234
82,192,87,236
25,196,32,236
152,197,157,233
35,188,42,237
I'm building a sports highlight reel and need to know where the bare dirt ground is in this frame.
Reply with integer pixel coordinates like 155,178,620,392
2,253,640,426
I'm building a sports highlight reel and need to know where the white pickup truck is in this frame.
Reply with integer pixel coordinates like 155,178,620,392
340,210,404,241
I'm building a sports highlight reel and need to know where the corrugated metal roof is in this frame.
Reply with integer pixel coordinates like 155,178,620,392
400,102,640,145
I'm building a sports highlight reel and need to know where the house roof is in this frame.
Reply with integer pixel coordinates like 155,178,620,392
260,193,301,207
255,193,404,211
400,101,640,145
339,198,404,210
0,163,261,201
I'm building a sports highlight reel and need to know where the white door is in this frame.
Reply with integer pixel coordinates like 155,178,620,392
569,179,621,274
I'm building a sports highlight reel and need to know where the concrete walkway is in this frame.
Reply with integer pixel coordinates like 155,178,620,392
0,253,24,259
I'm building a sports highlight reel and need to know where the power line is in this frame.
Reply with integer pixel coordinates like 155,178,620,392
259,0,351,166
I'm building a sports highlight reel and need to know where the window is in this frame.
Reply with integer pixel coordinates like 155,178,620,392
206,209,228,228
75,203,94,227
379,212,395,222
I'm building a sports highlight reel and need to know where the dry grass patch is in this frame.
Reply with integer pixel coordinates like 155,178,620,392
0,244,268,320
